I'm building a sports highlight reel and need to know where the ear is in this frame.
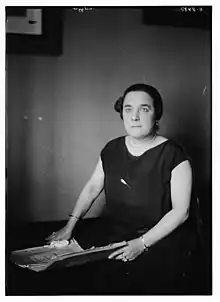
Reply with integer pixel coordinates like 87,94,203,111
114,96,124,119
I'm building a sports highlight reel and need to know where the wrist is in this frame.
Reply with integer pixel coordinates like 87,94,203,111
66,221,74,231
66,215,79,229
69,213,80,220
140,235,149,252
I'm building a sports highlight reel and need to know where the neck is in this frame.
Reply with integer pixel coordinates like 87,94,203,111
130,134,157,147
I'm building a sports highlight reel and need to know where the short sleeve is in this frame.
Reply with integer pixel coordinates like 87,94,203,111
100,143,108,173
100,137,123,173
100,141,111,164
100,145,106,163
100,139,116,172
170,142,190,171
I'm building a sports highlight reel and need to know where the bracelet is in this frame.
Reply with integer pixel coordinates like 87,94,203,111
140,235,149,252
69,214,80,220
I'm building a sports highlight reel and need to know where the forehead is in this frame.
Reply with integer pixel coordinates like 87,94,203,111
123,91,154,107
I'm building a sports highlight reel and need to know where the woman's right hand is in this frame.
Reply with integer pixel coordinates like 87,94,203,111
46,225,73,243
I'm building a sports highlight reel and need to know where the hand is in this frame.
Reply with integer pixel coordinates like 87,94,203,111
108,237,145,262
46,225,73,243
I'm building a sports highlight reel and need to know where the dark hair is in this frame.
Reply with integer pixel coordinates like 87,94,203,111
114,84,163,124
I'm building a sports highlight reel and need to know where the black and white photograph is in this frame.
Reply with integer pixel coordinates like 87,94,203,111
5,5,212,296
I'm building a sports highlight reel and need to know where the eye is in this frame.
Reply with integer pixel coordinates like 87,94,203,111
124,108,132,113
141,107,149,112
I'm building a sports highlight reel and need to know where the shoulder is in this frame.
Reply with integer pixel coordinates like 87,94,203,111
100,136,124,158
152,136,185,154
161,137,186,153
159,137,191,170
102,136,124,150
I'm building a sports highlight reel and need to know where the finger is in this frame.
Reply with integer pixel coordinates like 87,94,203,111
46,238,55,244
51,236,61,242
108,248,125,259
114,254,125,260
45,235,55,241
46,232,55,239
47,234,62,243
115,254,130,262
46,232,57,241
114,257,123,261
129,253,140,261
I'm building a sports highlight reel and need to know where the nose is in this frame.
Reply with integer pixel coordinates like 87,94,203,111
131,110,140,121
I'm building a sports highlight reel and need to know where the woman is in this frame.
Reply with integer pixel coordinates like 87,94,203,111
46,83,198,294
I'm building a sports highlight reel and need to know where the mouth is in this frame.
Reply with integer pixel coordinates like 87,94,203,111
131,126,142,128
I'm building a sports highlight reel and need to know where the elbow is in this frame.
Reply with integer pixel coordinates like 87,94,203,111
174,207,189,224
181,209,189,224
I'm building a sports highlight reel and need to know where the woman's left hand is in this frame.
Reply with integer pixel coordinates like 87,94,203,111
108,237,145,262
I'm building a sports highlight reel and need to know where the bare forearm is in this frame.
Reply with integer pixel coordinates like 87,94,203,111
67,182,103,229
142,209,188,247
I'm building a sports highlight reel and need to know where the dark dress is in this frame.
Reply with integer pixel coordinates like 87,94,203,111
87,136,198,294
100,136,196,238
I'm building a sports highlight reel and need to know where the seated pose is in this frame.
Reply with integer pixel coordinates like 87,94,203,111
47,83,198,294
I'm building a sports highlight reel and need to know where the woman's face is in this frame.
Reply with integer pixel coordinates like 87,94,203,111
122,91,155,139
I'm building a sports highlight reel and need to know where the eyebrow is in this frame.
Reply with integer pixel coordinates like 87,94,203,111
123,104,152,108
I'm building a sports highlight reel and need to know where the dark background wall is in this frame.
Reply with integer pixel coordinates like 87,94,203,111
7,8,211,229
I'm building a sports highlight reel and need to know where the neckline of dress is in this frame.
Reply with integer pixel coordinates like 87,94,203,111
123,136,169,159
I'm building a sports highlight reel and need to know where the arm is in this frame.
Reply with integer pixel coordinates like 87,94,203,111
140,160,192,247
109,160,192,261
66,156,105,230
46,157,104,242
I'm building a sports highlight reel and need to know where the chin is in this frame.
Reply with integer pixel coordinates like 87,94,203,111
127,130,143,139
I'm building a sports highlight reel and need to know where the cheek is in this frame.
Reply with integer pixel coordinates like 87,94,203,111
123,119,130,129
142,116,154,129
122,113,129,124
141,114,154,127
